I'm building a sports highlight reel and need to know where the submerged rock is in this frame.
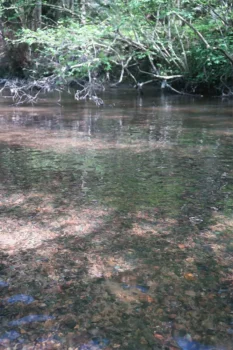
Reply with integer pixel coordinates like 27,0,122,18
9,314,55,326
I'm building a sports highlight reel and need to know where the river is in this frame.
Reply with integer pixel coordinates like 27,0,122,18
0,89,233,349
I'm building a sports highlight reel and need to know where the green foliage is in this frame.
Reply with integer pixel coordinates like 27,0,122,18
1,0,233,94
15,21,115,81
186,46,225,83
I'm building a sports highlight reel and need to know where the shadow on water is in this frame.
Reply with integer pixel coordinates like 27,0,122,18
0,90,233,349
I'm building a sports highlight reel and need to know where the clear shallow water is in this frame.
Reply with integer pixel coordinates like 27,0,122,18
0,89,233,349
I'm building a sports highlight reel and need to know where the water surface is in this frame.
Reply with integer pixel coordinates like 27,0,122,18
0,89,233,349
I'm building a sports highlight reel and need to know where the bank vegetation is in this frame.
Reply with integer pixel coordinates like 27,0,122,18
0,0,233,104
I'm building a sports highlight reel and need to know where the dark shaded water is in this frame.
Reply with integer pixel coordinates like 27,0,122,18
0,89,233,349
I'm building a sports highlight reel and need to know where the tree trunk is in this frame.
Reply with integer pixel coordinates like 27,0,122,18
79,0,86,25
33,0,42,30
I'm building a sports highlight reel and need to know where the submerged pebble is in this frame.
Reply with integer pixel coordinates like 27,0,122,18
36,257,49,262
135,285,149,293
36,334,61,344
92,337,109,346
176,337,214,350
121,284,149,293
0,280,8,288
0,330,20,342
9,314,55,326
6,294,35,305
79,343,100,350
79,338,109,350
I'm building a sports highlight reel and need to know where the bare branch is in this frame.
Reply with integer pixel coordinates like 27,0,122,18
164,81,203,97
111,56,133,86
75,80,104,106
172,12,210,49
0,76,60,105
139,69,183,80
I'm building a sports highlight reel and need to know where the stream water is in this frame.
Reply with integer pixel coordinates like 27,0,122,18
0,89,233,349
